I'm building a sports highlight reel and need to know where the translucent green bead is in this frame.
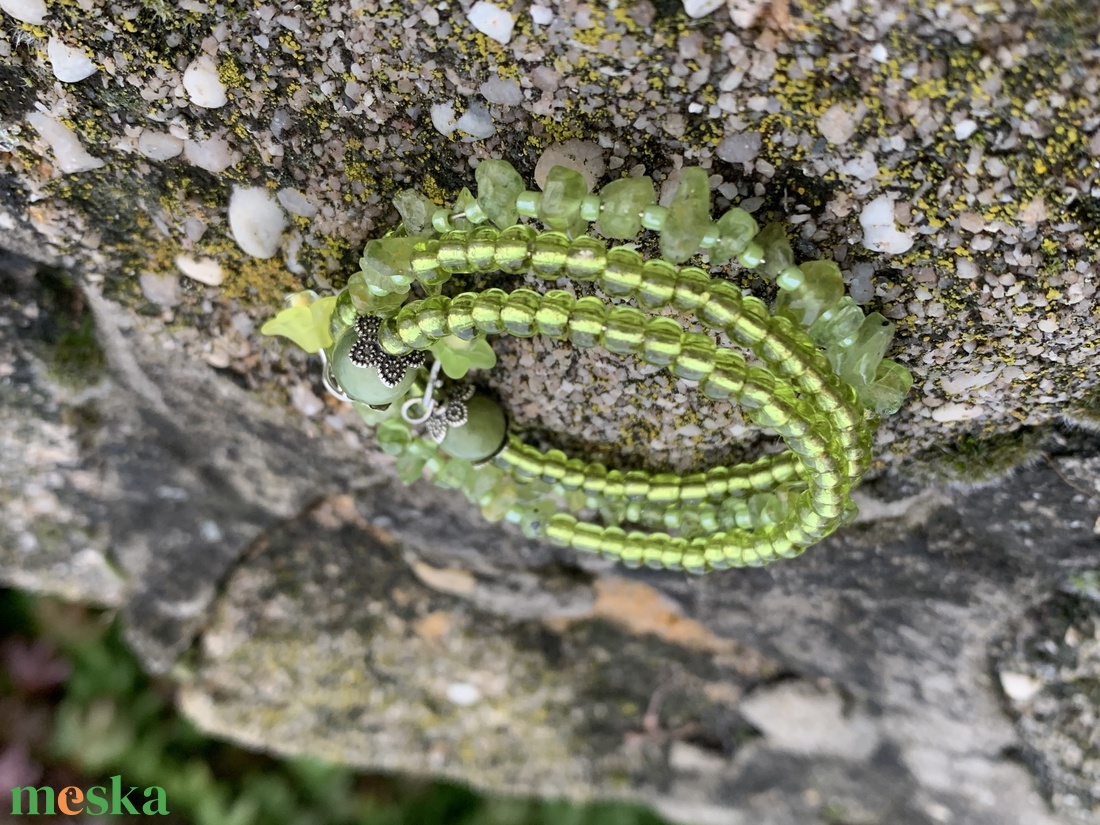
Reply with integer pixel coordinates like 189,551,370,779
598,176,656,238
466,226,499,271
739,366,777,409
602,306,647,354
857,358,913,414
566,296,606,348
437,231,470,273
481,483,517,522
440,393,508,462
755,223,794,281
697,280,742,329
641,316,683,366
637,259,677,308
808,296,865,348
671,332,717,381
710,207,758,263
395,305,432,348
494,224,535,273
331,328,418,404
671,267,711,311
501,289,541,337
471,288,508,334
347,274,406,316
660,167,710,263
565,236,607,281
392,189,437,237
601,247,644,296
776,260,845,328
731,296,771,346
545,513,577,544
538,166,588,231
475,159,525,229
433,458,472,489
520,499,558,538
329,289,358,342
827,312,895,386
446,292,478,340
395,451,429,484
534,289,576,337
361,236,419,292
531,231,571,277
415,295,450,339
376,417,412,455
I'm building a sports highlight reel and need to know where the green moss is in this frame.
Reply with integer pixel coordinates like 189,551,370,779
913,426,1046,486
33,267,107,387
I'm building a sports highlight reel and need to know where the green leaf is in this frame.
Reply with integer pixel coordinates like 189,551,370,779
430,335,497,379
260,296,337,354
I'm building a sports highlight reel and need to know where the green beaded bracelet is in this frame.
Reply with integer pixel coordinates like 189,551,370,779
262,160,913,573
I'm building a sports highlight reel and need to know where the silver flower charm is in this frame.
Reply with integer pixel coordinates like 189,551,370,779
425,383,476,443
349,315,426,387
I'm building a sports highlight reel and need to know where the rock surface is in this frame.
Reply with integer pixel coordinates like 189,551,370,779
2,0,1100,823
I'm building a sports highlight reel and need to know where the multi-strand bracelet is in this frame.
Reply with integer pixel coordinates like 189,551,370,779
263,160,912,572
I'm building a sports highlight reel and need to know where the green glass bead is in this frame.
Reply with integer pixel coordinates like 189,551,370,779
392,189,437,237
731,296,771,347
481,483,517,523
534,289,575,338
808,296,865,348
331,327,418,404
361,236,419,292
857,358,913,414
755,223,794,281
471,288,508,334
580,194,602,222
437,230,472,274
738,241,765,269
531,231,571,276
602,306,647,354
347,274,406,316
520,499,558,538
637,259,677,308
671,267,712,311
660,167,710,263
697,280,743,329
440,393,508,462
827,312,895,386
545,513,578,544
445,292,478,340
415,295,450,339
601,247,644,296
641,316,683,366
501,289,541,337
538,166,587,231
598,176,656,239
433,458,472,489
565,236,607,281
776,265,804,291
465,226,499,271
395,304,431,349
776,260,845,328
567,296,606,348
710,207,758,263
329,289,358,342
671,332,717,381
739,366,777,410
486,225,530,274
475,159,525,229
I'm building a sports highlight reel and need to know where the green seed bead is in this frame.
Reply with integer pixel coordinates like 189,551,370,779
671,332,717,381
679,473,708,505
475,158,525,229
637,259,677,308
571,522,605,554
541,448,568,483
515,190,541,217
471,288,508,334
641,316,684,366
776,259,845,328
580,194,602,222
622,470,651,501
599,525,628,557
642,533,671,569
331,327,418,404
697,280,743,329
660,167,710,263
437,230,470,273
410,239,441,274
439,393,508,462
539,166,588,231
602,305,647,354
648,473,680,505
561,458,587,490
446,292,478,340
501,289,542,337
534,289,576,338
415,295,450,339
494,224,534,273
598,176,656,238
739,366,777,409
545,512,577,543
671,267,712,311
395,305,432,349
601,247,644,296
731,296,771,346
619,536,645,568
640,204,668,230
738,242,764,269
565,235,608,281
603,469,626,499
531,231,571,277
566,296,607,348
466,226,499,271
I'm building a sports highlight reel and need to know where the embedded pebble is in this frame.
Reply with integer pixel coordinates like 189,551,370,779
183,135,234,173
931,403,986,423
480,76,523,106
277,188,318,218
1000,672,1042,704
955,119,979,140
431,102,459,136
47,37,97,83
139,272,181,307
228,187,287,259
467,2,514,44
183,56,228,109
0,0,46,23
25,112,104,174
529,4,552,25
446,682,482,706
175,254,224,287
860,195,914,254
956,258,979,279
681,0,723,18
137,130,184,161
456,103,495,139
716,133,762,164
535,140,606,189
818,103,859,145
727,0,767,27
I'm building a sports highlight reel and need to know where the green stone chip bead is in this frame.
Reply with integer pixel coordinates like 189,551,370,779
565,236,608,281
440,393,508,463
566,296,607,348
475,159,525,229
376,417,413,455
602,305,647,354
710,207,759,263
601,247,644,295
361,236,419,293
755,223,794,281
857,358,913,414
534,289,576,337
808,296,865,347
466,226,499,271
520,499,558,539
827,312,895,386
538,166,588,231
501,289,541,337
660,167,711,263
330,327,418,405
531,231,571,277
637,259,677,308
598,176,656,238
641,316,684,366
494,224,535,273
329,289,358,342
392,189,437,236
347,273,407,316
776,260,845,328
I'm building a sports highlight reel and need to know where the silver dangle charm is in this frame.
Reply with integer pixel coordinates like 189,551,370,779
348,315,426,388
425,383,476,443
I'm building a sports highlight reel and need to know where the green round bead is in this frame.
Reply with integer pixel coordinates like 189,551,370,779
330,328,418,405
440,393,508,462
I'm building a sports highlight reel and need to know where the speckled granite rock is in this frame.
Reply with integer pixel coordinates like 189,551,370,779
2,1,1100,823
